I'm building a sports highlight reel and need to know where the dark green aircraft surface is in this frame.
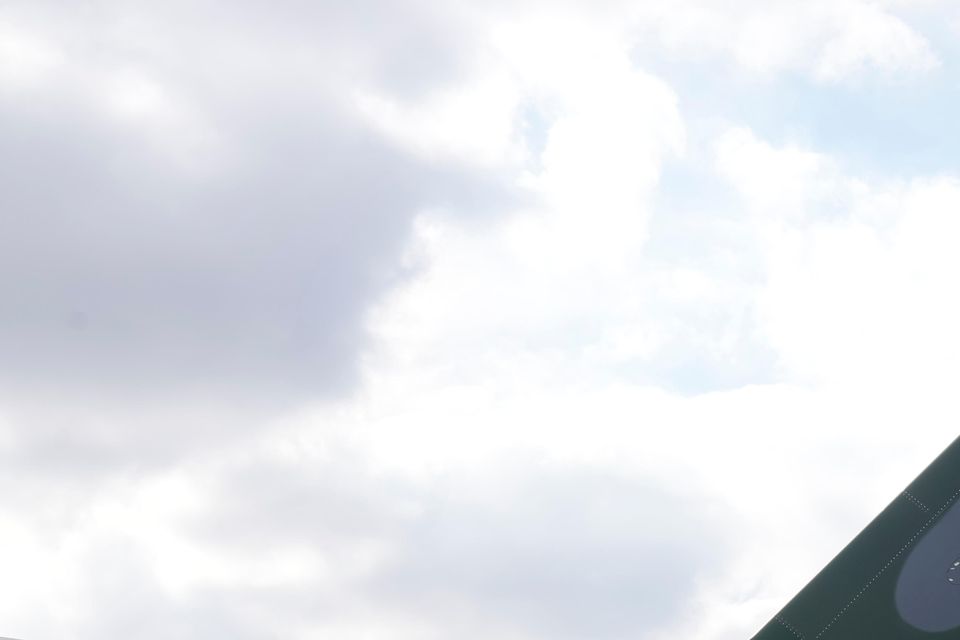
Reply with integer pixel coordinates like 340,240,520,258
753,436,960,639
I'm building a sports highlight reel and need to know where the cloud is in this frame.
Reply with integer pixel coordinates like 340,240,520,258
714,126,960,395
0,1,514,414
631,0,939,82
375,466,725,640
2,2,960,640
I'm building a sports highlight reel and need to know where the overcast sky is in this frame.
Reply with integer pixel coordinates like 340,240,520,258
3,1,960,638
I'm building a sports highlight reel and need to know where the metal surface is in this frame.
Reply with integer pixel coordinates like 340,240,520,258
752,436,960,639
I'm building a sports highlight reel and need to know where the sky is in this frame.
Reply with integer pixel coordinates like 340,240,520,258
2,1,960,638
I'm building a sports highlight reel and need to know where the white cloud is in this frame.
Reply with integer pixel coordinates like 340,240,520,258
355,73,523,168
715,126,960,396
0,24,62,90
814,0,940,80
715,127,840,218
632,0,939,82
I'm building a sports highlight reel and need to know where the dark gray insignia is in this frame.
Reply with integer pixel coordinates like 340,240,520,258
896,499,960,632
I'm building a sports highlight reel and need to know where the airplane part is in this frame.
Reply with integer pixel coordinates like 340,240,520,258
752,436,960,639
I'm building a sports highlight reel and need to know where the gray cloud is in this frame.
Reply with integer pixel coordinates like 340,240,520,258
185,455,731,640
0,1,510,412
377,467,726,639
72,539,273,640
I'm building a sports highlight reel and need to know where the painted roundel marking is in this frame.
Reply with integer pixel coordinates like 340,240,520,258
896,498,960,632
